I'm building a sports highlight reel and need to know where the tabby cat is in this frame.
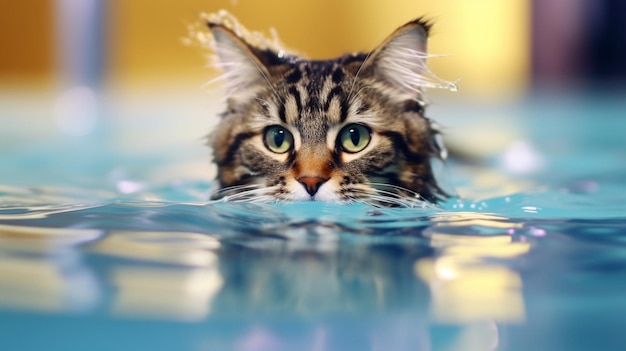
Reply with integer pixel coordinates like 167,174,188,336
204,12,456,206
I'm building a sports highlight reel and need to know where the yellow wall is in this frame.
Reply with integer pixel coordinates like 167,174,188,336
0,1,54,86
1,0,529,97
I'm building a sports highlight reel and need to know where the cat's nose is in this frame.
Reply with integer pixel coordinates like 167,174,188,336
298,176,328,196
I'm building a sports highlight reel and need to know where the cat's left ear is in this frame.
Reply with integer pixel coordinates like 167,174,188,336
208,23,280,98
362,18,432,100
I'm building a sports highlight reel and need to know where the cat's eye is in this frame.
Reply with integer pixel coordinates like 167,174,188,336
338,124,371,153
263,125,294,154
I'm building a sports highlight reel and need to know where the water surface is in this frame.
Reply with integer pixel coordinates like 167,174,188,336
1,92,625,350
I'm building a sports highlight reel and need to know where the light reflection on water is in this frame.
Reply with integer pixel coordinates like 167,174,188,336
0,198,539,351
0,199,533,325
1,189,625,350
0,224,102,313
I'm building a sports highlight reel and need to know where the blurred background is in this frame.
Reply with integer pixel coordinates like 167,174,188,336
0,0,625,188
3,0,625,98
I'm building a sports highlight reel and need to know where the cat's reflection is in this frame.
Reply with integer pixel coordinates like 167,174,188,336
212,231,433,316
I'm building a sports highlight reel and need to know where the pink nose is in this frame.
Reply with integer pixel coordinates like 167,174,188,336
297,176,328,196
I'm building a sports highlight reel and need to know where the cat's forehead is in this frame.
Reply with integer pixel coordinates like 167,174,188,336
261,58,368,133
284,53,366,77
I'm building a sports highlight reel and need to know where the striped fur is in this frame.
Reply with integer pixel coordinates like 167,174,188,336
206,13,454,206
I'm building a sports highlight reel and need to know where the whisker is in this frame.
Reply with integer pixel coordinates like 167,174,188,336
347,51,373,102
369,194,411,207
342,182,437,208
348,86,374,103
371,193,432,208
367,182,424,199
224,188,271,201
247,56,281,101
207,44,282,102
254,97,273,106
210,184,266,202
342,187,409,208
212,183,263,196
354,194,406,208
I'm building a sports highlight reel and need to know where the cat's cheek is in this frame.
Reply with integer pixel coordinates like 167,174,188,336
286,180,314,201
313,183,342,203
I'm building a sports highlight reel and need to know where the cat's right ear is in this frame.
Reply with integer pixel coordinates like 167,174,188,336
358,18,456,103
208,23,276,98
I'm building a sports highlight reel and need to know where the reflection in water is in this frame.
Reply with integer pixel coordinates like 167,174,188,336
0,254,99,312
0,224,224,321
0,223,102,245
111,266,223,321
213,239,432,317
90,230,220,267
0,202,539,350
416,213,530,323
0,224,101,312
91,230,224,321
0,205,533,324
0,202,106,221
0,187,116,209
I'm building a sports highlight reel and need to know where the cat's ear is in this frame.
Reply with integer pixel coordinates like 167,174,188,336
208,23,278,98
363,18,433,100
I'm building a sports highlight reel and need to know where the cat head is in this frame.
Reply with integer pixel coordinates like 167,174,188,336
206,14,454,206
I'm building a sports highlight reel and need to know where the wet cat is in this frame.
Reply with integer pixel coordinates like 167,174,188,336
203,12,456,206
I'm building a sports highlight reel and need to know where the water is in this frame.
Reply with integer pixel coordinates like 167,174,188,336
1,91,625,350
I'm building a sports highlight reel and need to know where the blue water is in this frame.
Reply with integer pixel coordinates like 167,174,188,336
1,91,625,350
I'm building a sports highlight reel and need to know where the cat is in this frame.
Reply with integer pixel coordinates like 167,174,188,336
203,11,456,206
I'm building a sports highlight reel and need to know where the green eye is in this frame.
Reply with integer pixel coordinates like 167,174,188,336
338,124,371,153
263,125,294,154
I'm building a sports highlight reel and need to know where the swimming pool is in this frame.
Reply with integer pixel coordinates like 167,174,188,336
1,89,625,350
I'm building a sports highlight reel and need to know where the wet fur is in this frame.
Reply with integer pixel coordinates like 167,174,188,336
205,12,454,206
